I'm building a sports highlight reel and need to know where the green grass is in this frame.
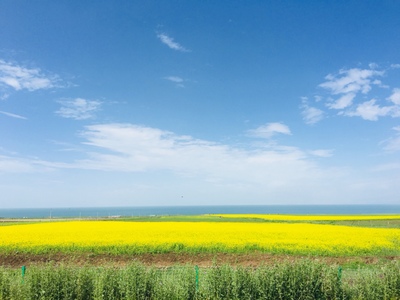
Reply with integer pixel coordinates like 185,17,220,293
111,215,400,228
313,219,400,228
114,215,267,222
0,260,399,300
2,215,400,228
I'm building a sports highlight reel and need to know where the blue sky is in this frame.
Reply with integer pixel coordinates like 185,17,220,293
1,1,399,208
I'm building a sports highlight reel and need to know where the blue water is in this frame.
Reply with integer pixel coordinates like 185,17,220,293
0,205,399,219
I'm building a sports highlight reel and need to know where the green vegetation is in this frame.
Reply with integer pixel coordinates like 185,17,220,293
0,260,399,300
314,219,400,228
2,215,400,228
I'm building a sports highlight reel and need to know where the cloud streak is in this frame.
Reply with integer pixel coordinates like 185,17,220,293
0,155,51,173
381,126,400,152
55,98,102,120
309,149,334,158
0,110,27,120
247,122,291,138
157,33,189,52
164,76,185,87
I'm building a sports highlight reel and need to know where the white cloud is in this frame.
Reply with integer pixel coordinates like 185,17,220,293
327,93,356,109
314,95,322,102
387,88,400,105
0,155,50,173
381,126,400,152
55,98,101,120
319,68,383,95
319,67,385,111
4,123,399,205
157,33,189,52
369,63,379,69
372,162,400,172
308,65,400,122
164,76,185,87
165,76,184,83
309,149,334,158
0,59,60,92
301,103,324,124
0,93,9,100
67,123,333,191
247,122,291,138
345,99,393,121
0,110,27,120
0,156,34,173
372,79,389,89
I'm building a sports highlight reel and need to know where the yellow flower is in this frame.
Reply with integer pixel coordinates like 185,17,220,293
0,220,398,256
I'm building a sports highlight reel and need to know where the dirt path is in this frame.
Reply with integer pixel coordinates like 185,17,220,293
0,252,397,268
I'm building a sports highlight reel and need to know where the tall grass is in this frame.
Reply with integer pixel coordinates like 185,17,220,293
0,260,399,299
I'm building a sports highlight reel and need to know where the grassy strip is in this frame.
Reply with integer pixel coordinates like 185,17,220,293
3,215,400,229
212,213,400,221
312,219,400,228
0,260,399,300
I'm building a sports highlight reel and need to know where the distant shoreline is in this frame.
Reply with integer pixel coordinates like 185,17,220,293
1,205,400,219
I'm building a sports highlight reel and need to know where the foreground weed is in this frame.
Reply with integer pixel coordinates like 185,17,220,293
0,261,399,299
344,261,400,300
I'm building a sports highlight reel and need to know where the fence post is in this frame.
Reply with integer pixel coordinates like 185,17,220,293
21,265,26,283
337,266,342,283
195,265,199,292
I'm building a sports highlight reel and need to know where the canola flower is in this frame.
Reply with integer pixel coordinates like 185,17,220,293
212,214,400,221
0,221,399,256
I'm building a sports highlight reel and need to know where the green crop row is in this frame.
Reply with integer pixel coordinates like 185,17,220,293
0,260,399,300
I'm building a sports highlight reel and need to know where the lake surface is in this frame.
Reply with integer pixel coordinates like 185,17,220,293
1,205,400,219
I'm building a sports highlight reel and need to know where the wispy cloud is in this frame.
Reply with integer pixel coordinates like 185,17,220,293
0,93,9,100
300,98,324,124
387,88,400,105
0,155,51,173
3,123,397,204
0,59,60,92
247,122,291,139
320,68,384,110
0,155,35,173
381,126,400,152
320,68,383,96
304,64,400,123
0,110,27,120
55,98,101,120
309,149,334,158
164,76,184,83
164,76,185,87
157,33,189,52
327,93,356,109
71,123,327,190
344,99,394,121
372,162,400,172
341,88,400,121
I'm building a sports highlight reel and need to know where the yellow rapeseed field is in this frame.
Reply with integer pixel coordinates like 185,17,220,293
212,214,400,221
0,221,399,256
